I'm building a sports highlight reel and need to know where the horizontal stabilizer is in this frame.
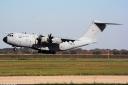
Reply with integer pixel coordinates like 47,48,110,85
94,20,121,32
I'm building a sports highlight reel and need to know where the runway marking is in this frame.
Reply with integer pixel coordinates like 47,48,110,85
0,76,128,84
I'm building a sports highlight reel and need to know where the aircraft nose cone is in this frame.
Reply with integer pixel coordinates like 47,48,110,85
3,37,7,43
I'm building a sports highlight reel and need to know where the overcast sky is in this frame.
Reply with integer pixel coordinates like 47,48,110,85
0,0,128,49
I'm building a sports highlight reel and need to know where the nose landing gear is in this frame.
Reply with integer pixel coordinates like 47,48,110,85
12,46,17,51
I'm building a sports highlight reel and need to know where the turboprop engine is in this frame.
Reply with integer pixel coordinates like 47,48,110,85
52,38,62,44
40,36,48,43
37,34,62,44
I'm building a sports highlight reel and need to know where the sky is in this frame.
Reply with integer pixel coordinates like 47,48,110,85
0,0,128,49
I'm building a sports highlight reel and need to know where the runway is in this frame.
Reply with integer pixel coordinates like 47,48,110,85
0,76,128,84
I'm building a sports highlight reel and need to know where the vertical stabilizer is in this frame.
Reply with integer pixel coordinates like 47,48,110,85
79,20,120,42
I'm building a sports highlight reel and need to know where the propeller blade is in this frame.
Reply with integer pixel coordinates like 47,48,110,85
48,33,53,43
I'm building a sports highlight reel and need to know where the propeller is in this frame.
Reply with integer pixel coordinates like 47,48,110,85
47,33,54,43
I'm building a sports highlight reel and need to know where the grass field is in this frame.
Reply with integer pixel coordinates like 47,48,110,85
0,54,128,76
34,84,128,85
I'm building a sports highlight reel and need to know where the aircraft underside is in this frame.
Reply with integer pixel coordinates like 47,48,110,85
32,43,60,54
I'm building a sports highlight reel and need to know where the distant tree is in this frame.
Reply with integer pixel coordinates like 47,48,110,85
120,49,128,55
92,48,101,55
112,49,120,55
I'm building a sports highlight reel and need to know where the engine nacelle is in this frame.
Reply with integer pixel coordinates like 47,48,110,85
52,38,62,44
38,35,62,44
40,36,48,43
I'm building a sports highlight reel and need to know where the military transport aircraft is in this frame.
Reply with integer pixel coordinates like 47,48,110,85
3,20,120,54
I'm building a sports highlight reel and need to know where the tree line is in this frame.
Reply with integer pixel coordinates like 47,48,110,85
0,48,128,55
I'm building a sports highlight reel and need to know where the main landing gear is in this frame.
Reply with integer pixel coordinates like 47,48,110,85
38,50,56,54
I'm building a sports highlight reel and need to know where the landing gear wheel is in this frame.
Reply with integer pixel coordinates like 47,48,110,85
13,47,17,51
38,50,42,53
50,51,56,54
38,50,56,54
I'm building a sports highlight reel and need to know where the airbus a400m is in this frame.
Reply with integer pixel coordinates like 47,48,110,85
3,20,120,54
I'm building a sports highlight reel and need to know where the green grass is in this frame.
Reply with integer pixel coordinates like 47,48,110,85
34,84,128,85
0,55,128,76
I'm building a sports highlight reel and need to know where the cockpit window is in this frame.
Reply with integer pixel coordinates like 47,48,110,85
7,33,13,37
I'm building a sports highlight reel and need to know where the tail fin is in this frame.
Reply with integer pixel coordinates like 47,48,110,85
79,20,121,42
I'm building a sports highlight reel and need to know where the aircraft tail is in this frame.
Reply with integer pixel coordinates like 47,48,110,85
79,20,120,42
